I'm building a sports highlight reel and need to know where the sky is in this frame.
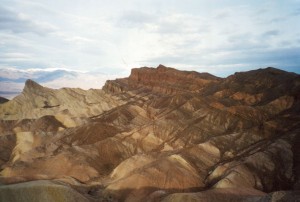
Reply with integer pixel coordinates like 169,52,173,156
0,0,300,82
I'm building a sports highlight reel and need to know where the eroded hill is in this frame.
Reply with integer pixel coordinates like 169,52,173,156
0,65,300,202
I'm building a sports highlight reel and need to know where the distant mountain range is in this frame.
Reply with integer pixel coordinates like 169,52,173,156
0,68,120,99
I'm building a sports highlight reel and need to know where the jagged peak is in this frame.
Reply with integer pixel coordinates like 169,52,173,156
157,64,169,71
157,64,167,68
23,79,45,92
25,79,42,87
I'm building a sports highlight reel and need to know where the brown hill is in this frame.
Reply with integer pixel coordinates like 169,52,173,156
0,65,299,201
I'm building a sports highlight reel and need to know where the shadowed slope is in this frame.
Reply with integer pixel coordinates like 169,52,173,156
0,97,9,104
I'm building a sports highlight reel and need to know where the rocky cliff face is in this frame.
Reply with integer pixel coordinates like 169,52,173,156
103,64,221,95
0,65,299,202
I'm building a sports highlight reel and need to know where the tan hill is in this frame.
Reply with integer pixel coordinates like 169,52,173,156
0,65,300,201
0,79,124,123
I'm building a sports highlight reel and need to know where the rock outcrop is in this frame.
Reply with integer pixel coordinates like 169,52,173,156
0,65,299,201
103,64,221,95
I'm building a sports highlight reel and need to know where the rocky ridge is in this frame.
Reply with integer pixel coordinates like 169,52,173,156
0,65,299,201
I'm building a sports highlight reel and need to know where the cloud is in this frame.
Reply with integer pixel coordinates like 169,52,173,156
0,0,299,78
291,7,300,16
64,36,94,45
262,30,280,38
155,14,205,35
0,6,57,35
268,17,287,23
117,10,155,28
0,52,32,60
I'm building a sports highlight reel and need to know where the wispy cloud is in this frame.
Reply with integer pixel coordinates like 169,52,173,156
0,52,33,60
117,10,155,28
0,0,299,77
0,6,57,35
291,7,300,16
262,30,280,37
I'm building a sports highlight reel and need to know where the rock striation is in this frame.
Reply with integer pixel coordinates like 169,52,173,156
0,65,300,201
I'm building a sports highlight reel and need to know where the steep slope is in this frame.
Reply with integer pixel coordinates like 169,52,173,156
0,97,9,104
0,65,299,202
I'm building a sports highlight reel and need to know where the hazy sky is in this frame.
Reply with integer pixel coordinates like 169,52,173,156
0,0,300,77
